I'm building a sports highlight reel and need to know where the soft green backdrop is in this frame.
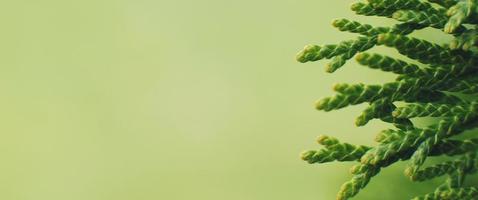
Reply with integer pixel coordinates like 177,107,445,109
0,1,453,200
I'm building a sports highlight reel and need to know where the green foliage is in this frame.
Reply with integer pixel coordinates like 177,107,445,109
297,0,478,199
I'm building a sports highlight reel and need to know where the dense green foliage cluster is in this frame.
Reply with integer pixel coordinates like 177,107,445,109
297,0,478,199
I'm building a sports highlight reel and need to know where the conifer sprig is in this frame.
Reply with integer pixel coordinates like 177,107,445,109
297,0,478,199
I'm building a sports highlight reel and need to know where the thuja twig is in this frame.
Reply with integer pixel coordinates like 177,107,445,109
297,0,478,199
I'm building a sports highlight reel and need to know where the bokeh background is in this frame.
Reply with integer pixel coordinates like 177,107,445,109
0,1,456,200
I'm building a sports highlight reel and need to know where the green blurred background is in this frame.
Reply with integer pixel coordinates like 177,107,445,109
0,1,454,200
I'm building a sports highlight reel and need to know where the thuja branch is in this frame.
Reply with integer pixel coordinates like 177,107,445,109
296,0,478,199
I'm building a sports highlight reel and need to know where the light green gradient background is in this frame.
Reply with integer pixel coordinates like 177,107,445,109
0,1,451,200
